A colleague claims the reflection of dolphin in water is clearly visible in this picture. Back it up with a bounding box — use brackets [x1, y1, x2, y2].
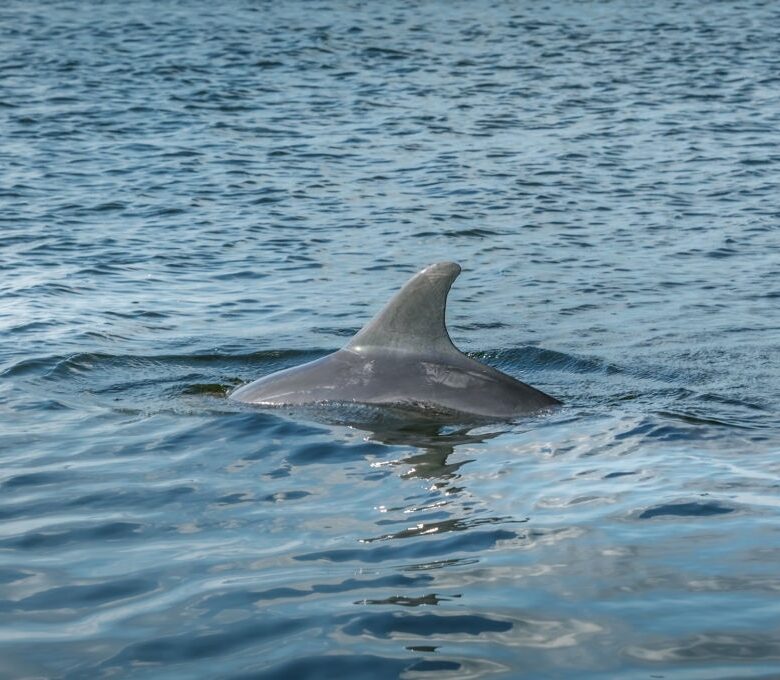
[230, 262, 561, 419]
[369, 422, 504, 479]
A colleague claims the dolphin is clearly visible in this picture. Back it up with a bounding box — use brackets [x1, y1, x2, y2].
[230, 262, 561, 419]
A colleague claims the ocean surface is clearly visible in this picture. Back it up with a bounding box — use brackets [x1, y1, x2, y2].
[2, 1, 779, 678]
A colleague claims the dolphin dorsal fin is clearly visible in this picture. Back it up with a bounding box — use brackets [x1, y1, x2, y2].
[346, 261, 462, 356]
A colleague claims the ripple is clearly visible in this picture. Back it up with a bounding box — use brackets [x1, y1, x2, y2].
[2, 521, 143, 550]
[106, 616, 306, 665]
[231, 654, 422, 680]
[1, 577, 157, 612]
[295, 529, 518, 563]
[628, 632, 780, 662]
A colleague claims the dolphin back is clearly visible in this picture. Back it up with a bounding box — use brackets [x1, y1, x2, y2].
[231, 261, 561, 419]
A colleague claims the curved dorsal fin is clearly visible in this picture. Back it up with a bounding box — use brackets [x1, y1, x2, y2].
[346, 261, 462, 356]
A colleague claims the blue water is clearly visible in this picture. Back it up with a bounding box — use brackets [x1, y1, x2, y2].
[2, 1, 780, 677]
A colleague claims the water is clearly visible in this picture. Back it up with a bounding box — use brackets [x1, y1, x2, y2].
[2, 0, 779, 677]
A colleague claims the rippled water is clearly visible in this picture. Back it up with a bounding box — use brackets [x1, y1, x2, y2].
[2, 1, 780, 678]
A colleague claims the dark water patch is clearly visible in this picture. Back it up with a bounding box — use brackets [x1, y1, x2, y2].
[12, 350, 325, 390]
[455, 321, 508, 331]
[0, 356, 62, 378]
[181, 383, 233, 396]
[2, 521, 143, 550]
[0, 577, 156, 612]
[2, 471, 68, 489]
[404, 659, 461, 672]
[656, 409, 756, 430]
[696, 392, 769, 412]
[362, 515, 518, 542]
[638, 502, 735, 520]
[105, 310, 171, 320]
[477, 346, 619, 376]
[627, 632, 780, 662]
[67, 486, 197, 512]
[253, 59, 285, 68]
[362, 46, 414, 60]
[296, 529, 517, 563]
[0, 568, 31, 585]
[358, 593, 451, 607]
[232, 654, 418, 680]
[9, 282, 86, 297]
[412, 227, 508, 239]
[613, 415, 740, 444]
[6, 320, 59, 334]
[311, 326, 356, 337]
[106, 616, 306, 665]
[196, 574, 434, 610]
[340, 611, 513, 637]
[285, 439, 387, 466]
[603, 471, 637, 479]
[90, 201, 127, 213]
[284, 401, 502, 433]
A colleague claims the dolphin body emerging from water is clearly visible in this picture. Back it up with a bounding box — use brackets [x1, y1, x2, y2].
[230, 262, 561, 419]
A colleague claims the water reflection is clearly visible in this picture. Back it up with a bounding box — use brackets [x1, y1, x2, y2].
[366, 421, 505, 480]
[284, 401, 510, 480]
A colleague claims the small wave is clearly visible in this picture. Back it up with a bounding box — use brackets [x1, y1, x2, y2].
[2, 471, 69, 489]
[0, 356, 56, 378]
[0, 577, 157, 613]
[181, 383, 234, 396]
[2, 349, 323, 380]
[2, 521, 143, 550]
[362, 46, 414, 60]
[656, 409, 757, 430]
[475, 346, 617, 375]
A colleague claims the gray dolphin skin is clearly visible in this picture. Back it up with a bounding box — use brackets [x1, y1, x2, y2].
[230, 262, 561, 419]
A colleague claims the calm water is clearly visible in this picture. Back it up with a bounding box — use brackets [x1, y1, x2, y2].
[2, 1, 779, 678]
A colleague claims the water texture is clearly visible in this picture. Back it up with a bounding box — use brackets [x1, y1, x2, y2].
[1, 0, 779, 678]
